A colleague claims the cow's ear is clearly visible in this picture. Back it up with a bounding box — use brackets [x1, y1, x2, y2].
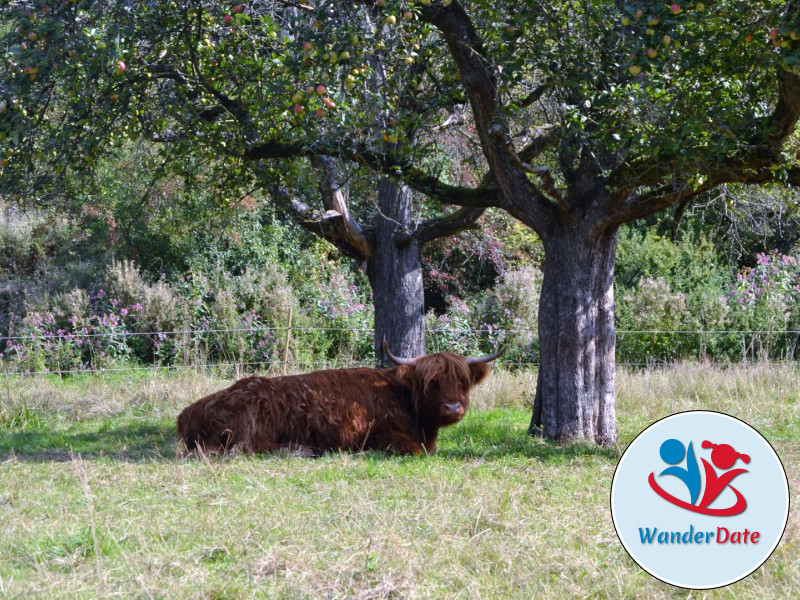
[469, 363, 490, 386]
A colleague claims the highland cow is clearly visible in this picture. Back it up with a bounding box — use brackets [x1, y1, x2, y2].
[177, 341, 502, 456]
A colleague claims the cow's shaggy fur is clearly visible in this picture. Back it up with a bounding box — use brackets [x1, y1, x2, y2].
[177, 351, 493, 456]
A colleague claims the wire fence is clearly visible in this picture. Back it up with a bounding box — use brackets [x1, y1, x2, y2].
[1, 325, 799, 378]
[1, 326, 799, 341]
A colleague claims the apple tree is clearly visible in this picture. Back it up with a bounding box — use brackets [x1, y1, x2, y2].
[0, 0, 484, 361]
[4, 0, 800, 444]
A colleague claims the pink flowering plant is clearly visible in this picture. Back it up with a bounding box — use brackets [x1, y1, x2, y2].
[0, 258, 377, 373]
[310, 273, 373, 359]
[727, 251, 800, 359]
[425, 296, 477, 356]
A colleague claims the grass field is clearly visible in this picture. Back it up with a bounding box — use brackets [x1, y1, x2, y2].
[0, 364, 798, 599]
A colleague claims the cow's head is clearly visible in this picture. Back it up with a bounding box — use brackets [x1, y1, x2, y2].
[383, 341, 503, 426]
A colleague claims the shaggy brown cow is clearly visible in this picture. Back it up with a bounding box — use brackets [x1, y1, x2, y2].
[177, 341, 502, 456]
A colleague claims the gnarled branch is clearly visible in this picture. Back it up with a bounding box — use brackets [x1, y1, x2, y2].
[245, 139, 500, 208]
[414, 206, 486, 243]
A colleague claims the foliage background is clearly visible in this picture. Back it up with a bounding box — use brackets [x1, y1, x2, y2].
[1, 167, 799, 375]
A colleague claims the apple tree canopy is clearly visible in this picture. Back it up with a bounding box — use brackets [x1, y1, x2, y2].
[1, 1, 799, 203]
[3, 0, 800, 444]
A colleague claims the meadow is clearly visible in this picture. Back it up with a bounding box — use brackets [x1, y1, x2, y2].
[0, 363, 797, 599]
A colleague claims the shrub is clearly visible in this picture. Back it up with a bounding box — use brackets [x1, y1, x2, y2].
[617, 277, 694, 364]
[615, 228, 735, 362]
[307, 271, 374, 361]
[471, 265, 541, 363]
[726, 251, 800, 359]
[426, 296, 476, 356]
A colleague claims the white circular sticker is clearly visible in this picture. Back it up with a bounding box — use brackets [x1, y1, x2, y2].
[610, 411, 790, 589]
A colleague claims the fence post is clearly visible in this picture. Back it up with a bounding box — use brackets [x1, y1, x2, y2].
[283, 308, 293, 375]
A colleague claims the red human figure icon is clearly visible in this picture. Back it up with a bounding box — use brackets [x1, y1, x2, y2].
[698, 441, 750, 511]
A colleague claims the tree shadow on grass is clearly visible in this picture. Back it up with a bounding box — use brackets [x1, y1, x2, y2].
[0, 410, 620, 464]
[435, 412, 622, 463]
[0, 420, 179, 462]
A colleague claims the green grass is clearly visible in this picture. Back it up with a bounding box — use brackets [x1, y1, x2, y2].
[0, 364, 798, 599]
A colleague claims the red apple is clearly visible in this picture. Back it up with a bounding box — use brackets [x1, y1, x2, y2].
[114, 60, 126, 74]
[223, 14, 232, 24]
[293, 104, 305, 115]
[233, 4, 244, 13]
[316, 108, 326, 118]
[316, 84, 327, 95]
[670, 4, 681, 15]
[646, 48, 657, 58]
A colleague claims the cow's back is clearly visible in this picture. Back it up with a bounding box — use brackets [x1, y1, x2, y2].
[177, 368, 414, 453]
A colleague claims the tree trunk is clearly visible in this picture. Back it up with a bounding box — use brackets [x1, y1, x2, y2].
[529, 222, 618, 445]
[367, 178, 427, 362]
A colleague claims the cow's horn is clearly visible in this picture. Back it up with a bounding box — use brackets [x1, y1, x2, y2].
[383, 339, 416, 366]
[466, 347, 505, 364]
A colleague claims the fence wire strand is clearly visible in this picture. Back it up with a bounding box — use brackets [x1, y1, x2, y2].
[1, 327, 799, 342]
[1, 326, 799, 378]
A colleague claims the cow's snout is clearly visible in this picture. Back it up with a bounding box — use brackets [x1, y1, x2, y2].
[441, 402, 465, 418]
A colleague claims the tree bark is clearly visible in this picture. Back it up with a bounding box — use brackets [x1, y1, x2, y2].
[367, 178, 427, 362]
[529, 222, 618, 445]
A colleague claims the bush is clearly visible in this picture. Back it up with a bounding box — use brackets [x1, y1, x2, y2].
[0, 254, 376, 374]
[617, 277, 693, 363]
[615, 228, 733, 362]
[471, 265, 541, 363]
[426, 296, 477, 356]
[726, 251, 800, 360]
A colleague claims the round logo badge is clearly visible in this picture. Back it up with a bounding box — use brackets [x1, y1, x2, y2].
[610, 411, 790, 589]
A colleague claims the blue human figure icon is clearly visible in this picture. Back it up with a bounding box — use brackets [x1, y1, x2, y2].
[658, 438, 701, 505]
